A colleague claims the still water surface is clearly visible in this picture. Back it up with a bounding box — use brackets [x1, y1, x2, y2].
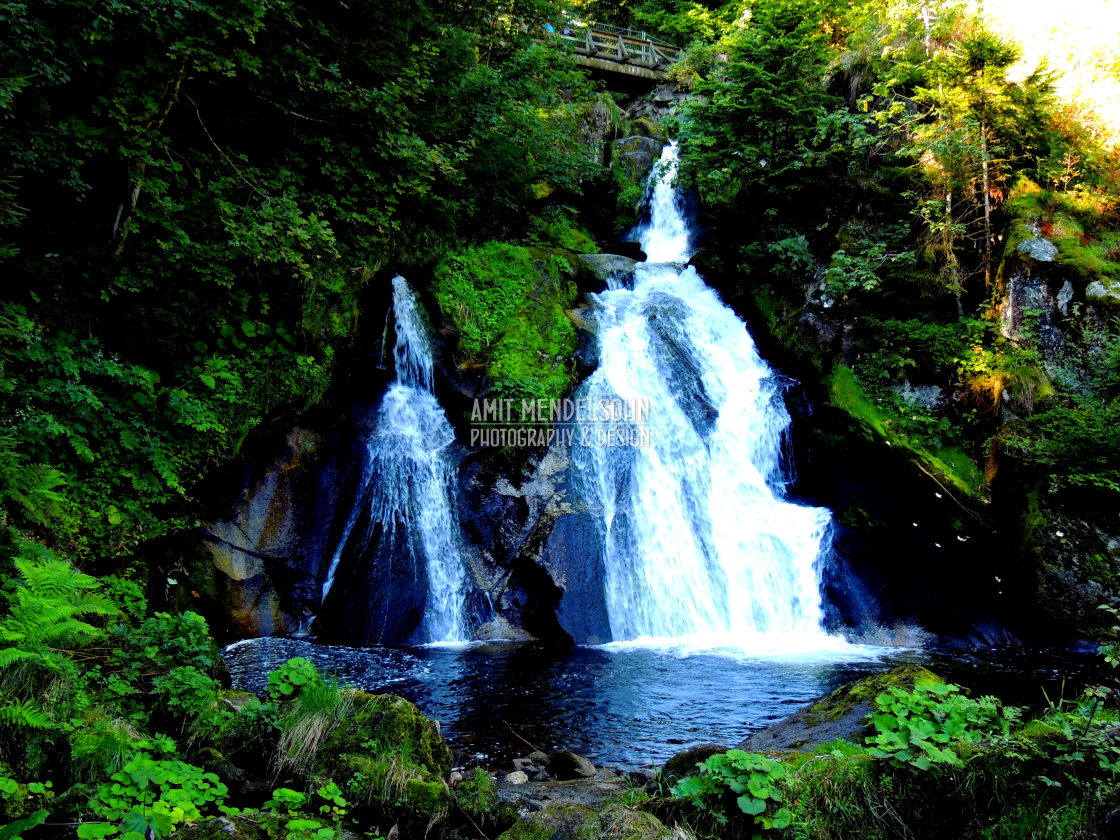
[224, 638, 1097, 768]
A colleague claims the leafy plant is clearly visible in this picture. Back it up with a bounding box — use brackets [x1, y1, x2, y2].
[671, 749, 792, 835]
[865, 682, 1019, 770]
[267, 658, 323, 699]
[84, 755, 228, 840]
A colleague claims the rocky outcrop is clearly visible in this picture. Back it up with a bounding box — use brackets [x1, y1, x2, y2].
[734, 665, 940, 753]
[203, 426, 342, 638]
[458, 443, 609, 644]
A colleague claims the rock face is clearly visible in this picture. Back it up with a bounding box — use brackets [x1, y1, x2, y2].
[994, 240, 1120, 632]
[734, 664, 941, 753]
[494, 776, 655, 840]
[203, 426, 344, 638]
[458, 442, 611, 644]
[612, 136, 665, 182]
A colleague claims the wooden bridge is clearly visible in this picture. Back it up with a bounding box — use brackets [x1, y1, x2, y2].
[555, 21, 682, 80]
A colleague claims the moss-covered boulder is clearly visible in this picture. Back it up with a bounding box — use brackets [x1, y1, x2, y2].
[736, 665, 941, 753]
[576, 803, 669, 840]
[313, 691, 452, 838]
[172, 816, 267, 840]
[497, 803, 597, 840]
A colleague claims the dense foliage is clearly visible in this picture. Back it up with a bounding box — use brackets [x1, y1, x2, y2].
[0, 0, 600, 567]
[652, 0, 1120, 641]
[666, 678, 1120, 839]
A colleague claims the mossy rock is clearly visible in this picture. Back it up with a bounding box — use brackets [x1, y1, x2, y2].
[576, 803, 668, 840]
[314, 692, 452, 838]
[497, 804, 597, 840]
[171, 816, 267, 840]
[736, 665, 941, 753]
[320, 691, 451, 776]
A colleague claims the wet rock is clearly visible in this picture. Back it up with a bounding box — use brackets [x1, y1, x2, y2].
[612, 135, 665, 182]
[550, 750, 597, 780]
[528, 751, 552, 767]
[505, 771, 530, 785]
[578, 254, 637, 286]
[736, 664, 941, 752]
[625, 768, 658, 786]
[662, 744, 728, 782]
[204, 428, 327, 637]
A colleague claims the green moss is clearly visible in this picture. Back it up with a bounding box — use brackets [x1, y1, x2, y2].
[1006, 178, 1120, 280]
[1082, 553, 1117, 587]
[433, 242, 538, 356]
[433, 243, 582, 407]
[806, 665, 941, 726]
[404, 778, 447, 819]
[498, 805, 597, 840]
[828, 367, 986, 498]
[496, 821, 554, 840]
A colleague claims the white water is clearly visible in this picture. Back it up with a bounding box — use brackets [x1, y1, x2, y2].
[320, 276, 467, 643]
[573, 143, 843, 654]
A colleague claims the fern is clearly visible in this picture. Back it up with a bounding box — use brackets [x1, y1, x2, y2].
[0, 700, 51, 730]
[1, 555, 120, 651]
[0, 649, 40, 669]
[0, 434, 68, 526]
[0, 545, 122, 738]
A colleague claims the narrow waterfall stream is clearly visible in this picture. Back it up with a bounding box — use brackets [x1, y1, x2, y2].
[573, 143, 841, 651]
[319, 276, 467, 643]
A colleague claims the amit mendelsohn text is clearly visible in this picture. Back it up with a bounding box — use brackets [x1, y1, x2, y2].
[469, 397, 652, 448]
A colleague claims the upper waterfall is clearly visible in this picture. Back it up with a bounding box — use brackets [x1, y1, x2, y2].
[636, 143, 691, 263]
[573, 142, 843, 653]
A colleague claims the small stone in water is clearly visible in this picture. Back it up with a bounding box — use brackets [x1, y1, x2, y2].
[503, 771, 530, 784]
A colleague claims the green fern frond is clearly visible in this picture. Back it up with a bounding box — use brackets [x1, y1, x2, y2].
[0, 700, 52, 730]
[0, 648, 41, 670]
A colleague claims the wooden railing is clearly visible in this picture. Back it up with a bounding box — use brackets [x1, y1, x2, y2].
[555, 21, 682, 74]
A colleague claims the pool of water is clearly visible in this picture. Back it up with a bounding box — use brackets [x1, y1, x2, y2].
[223, 637, 1101, 769]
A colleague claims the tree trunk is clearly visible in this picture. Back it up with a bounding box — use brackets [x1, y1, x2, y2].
[980, 124, 991, 286]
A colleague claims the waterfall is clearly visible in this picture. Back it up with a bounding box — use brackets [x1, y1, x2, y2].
[320, 276, 467, 643]
[573, 143, 839, 652]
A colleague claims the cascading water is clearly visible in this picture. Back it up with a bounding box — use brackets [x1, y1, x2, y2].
[320, 276, 467, 643]
[573, 143, 842, 652]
